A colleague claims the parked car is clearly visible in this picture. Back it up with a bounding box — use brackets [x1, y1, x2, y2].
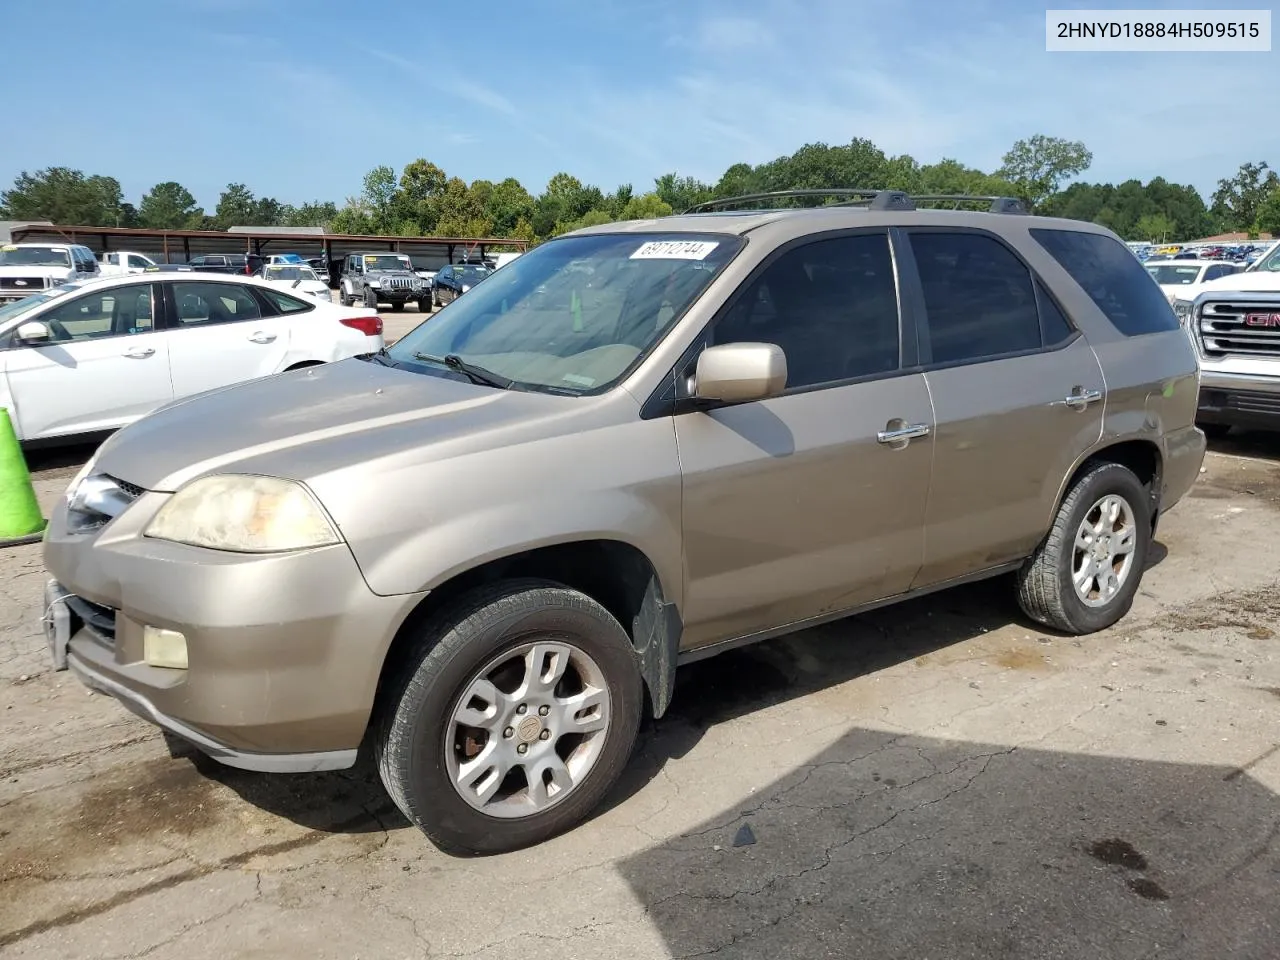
[186, 253, 264, 276]
[256, 263, 332, 302]
[432, 262, 491, 306]
[1170, 241, 1280, 325]
[0, 272, 382, 444]
[306, 257, 335, 286]
[266, 253, 305, 265]
[338, 251, 430, 312]
[1144, 259, 1243, 304]
[41, 191, 1205, 855]
[99, 251, 159, 277]
[1187, 287, 1280, 438]
[0, 243, 99, 303]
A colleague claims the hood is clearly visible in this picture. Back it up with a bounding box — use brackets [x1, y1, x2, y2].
[91, 358, 578, 493]
[1185, 272, 1280, 297]
[0, 265, 72, 279]
[370, 269, 417, 277]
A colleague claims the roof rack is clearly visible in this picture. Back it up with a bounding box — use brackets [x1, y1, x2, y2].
[682, 190, 1026, 216]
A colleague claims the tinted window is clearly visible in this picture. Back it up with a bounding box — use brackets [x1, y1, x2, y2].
[127, 255, 150, 269]
[38, 283, 154, 342]
[1035, 282, 1075, 346]
[710, 233, 900, 388]
[1031, 228, 1179, 336]
[910, 232, 1041, 364]
[260, 288, 316, 314]
[171, 282, 263, 326]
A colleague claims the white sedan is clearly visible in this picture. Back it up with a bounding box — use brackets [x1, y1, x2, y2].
[256, 263, 333, 302]
[0, 272, 384, 444]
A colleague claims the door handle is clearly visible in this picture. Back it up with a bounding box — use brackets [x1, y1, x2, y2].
[123, 347, 155, 359]
[877, 422, 931, 444]
[247, 332, 277, 344]
[1051, 387, 1103, 410]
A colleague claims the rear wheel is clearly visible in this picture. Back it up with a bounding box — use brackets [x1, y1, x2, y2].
[376, 581, 643, 854]
[1016, 461, 1150, 635]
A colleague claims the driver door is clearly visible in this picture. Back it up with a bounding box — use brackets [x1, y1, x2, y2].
[2, 282, 173, 441]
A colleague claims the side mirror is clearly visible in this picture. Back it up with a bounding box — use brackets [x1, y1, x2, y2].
[16, 321, 52, 344]
[693, 342, 787, 404]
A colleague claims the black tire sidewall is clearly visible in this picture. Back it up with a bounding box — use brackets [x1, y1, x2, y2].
[388, 590, 643, 854]
[1055, 465, 1150, 632]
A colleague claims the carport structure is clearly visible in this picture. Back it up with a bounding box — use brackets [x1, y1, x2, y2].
[6, 223, 527, 271]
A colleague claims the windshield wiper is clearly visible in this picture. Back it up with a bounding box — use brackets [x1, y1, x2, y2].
[413, 352, 512, 389]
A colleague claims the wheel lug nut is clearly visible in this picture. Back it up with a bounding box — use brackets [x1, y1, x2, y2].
[516, 704, 527, 715]
[538, 705, 549, 717]
[503, 727, 514, 739]
[539, 730, 551, 741]
[517, 743, 528, 754]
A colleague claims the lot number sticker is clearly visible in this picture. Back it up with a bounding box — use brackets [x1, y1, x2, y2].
[630, 240, 719, 260]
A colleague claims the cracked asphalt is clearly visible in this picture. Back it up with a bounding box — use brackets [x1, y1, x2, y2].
[2, 435, 1278, 959]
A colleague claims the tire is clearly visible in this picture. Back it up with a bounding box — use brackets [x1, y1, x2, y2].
[340, 285, 354, 307]
[364, 287, 378, 309]
[418, 297, 432, 313]
[391, 301, 405, 312]
[375, 580, 643, 855]
[433, 291, 442, 308]
[1198, 422, 1231, 440]
[1016, 461, 1151, 635]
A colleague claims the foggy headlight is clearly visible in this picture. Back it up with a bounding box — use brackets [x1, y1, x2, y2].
[1172, 299, 1193, 326]
[145, 475, 340, 552]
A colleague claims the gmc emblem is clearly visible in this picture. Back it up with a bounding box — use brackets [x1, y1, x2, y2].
[1244, 312, 1280, 327]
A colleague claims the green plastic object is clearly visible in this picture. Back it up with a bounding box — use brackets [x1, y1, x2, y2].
[0, 408, 45, 546]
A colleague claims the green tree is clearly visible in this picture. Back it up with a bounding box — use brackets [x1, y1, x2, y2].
[138, 181, 203, 229]
[214, 183, 258, 227]
[654, 173, 712, 212]
[397, 159, 449, 232]
[0, 167, 127, 225]
[280, 201, 338, 228]
[1134, 212, 1176, 242]
[483, 177, 536, 235]
[997, 135, 1093, 212]
[1212, 161, 1279, 233]
[360, 165, 399, 233]
[330, 197, 374, 235]
[1255, 186, 1280, 236]
[619, 192, 674, 221]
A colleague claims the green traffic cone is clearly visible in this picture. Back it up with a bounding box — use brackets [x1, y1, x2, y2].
[0, 408, 45, 547]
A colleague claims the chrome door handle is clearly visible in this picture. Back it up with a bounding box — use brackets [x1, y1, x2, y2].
[1051, 387, 1103, 410]
[877, 423, 931, 444]
[247, 332, 277, 343]
[123, 347, 155, 359]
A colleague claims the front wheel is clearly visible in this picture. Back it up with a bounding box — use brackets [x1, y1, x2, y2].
[417, 297, 432, 313]
[391, 301, 405, 312]
[1016, 461, 1151, 635]
[364, 287, 378, 309]
[375, 581, 644, 854]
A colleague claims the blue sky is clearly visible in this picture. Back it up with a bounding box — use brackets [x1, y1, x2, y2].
[3, 0, 1275, 208]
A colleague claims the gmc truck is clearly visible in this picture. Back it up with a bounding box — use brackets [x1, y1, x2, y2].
[1190, 289, 1280, 437]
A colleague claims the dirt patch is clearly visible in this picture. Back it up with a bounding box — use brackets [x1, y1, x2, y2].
[994, 648, 1052, 671]
[1162, 587, 1280, 638]
[1192, 456, 1280, 506]
[1087, 838, 1148, 871]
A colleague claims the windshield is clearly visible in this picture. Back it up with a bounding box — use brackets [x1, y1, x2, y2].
[387, 232, 742, 394]
[1249, 243, 1280, 272]
[0, 246, 72, 268]
[264, 266, 319, 281]
[1145, 264, 1206, 285]
[455, 264, 490, 283]
[366, 255, 413, 272]
[0, 284, 80, 326]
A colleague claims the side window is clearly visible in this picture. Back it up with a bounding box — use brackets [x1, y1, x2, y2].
[1031, 228, 1179, 336]
[104, 253, 118, 267]
[709, 233, 900, 389]
[127, 255, 150, 269]
[170, 282, 264, 327]
[909, 232, 1042, 364]
[259, 288, 316, 315]
[37, 283, 155, 342]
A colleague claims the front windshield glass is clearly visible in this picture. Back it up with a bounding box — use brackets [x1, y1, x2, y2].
[1145, 264, 1205, 285]
[387, 232, 742, 394]
[366, 255, 413, 272]
[1249, 243, 1280, 272]
[265, 266, 319, 281]
[455, 264, 490, 284]
[0, 285, 76, 326]
[0, 246, 72, 267]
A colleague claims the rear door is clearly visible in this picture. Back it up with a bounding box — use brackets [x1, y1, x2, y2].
[2, 282, 172, 440]
[899, 228, 1105, 587]
[162, 280, 292, 397]
[674, 230, 935, 648]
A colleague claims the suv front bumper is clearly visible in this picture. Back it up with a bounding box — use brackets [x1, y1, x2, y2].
[1197, 369, 1280, 430]
[42, 488, 426, 772]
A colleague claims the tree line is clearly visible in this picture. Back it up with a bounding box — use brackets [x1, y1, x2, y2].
[2, 135, 1277, 244]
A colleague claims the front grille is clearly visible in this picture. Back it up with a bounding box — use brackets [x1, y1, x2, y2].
[382, 276, 414, 290]
[1197, 299, 1280, 358]
[1203, 389, 1280, 416]
[0, 277, 46, 291]
[66, 594, 116, 649]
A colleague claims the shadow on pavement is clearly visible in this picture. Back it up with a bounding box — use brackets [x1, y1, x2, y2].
[1210, 429, 1280, 462]
[618, 726, 1280, 959]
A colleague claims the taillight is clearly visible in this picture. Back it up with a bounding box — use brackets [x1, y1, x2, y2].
[340, 315, 383, 337]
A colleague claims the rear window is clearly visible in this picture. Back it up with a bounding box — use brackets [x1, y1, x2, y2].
[1031, 229, 1178, 336]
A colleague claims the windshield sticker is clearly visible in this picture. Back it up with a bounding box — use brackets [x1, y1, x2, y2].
[630, 240, 719, 261]
[562, 373, 595, 387]
[1, 245, 16, 251]
[367, 256, 378, 262]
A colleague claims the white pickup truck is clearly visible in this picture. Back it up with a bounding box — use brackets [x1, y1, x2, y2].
[98, 251, 159, 277]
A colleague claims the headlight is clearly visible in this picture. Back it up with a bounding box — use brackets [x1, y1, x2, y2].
[145, 475, 341, 552]
[461, 284, 471, 293]
[1172, 299, 1193, 326]
[368, 278, 382, 288]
